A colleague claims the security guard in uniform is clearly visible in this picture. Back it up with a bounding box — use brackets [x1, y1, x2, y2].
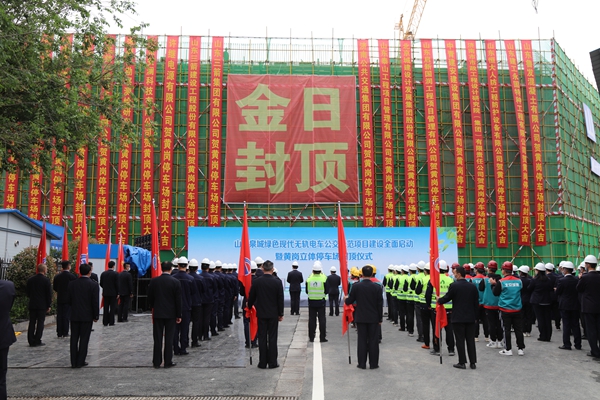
[415, 262, 431, 348]
[306, 261, 329, 342]
[383, 265, 395, 321]
[425, 260, 455, 356]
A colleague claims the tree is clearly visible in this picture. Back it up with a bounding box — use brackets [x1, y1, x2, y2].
[0, 0, 156, 176]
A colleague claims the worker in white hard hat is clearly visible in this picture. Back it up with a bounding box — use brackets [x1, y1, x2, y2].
[287, 261, 304, 316]
[577, 254, 600, 357]
[212, 260, 228, 332]
[530, 263, 554, 342]
[543, 262, 562, 330]
[555, 261, 582, 350]
[254, 257, 265, 277]
[197, 258, 216, 341]
[306, 261, 329, 342]
[326, 266, 341, 317]
[383, 264, 396, 322]
[171, 255, 197, 355]
[240, 261, 258, 349]
[188, 259, 206, 348]
[414, 262, 433, 349]
[517, 266, 533, 337]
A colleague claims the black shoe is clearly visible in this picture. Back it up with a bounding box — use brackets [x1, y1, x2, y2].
[357, 364, 366, 369]
[370, 365, 379, 369]
[235, 316, 241, 319]
[575, 346, 582, 350]
[269, 363, 280, 369]
[245, 344, 250, 348]
[329, 314, 333, 316]
[470, 363, 477, 370]
[37, 342, 46, 347]
[416, 337, 424, 342]
[320, 339, 328, 343]
[80, 362, 89, 367]
[191, 343, 201, 348]
[453, 363, 466, 369]
[309, 338, 315, 342]
[164, 362, 176, 368]
[251, 343, 258, 348]
[109, 324, 115, 326]
[558, 345, 571, 350]
[179, 351, 189, 355]
[211, 331, 219, 336]
[218, 328, 225, 332]
[257, 364, 267, 369]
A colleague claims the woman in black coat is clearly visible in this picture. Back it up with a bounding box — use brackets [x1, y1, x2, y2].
[528, 264, 555, 341]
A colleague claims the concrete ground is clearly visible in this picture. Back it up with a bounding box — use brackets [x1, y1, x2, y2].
[7, 308, 600, 400]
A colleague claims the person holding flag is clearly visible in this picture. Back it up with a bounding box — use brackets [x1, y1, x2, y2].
[425, 260, 455, 357]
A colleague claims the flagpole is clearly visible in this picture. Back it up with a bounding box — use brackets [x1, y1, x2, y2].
[439, 320, 443, 365]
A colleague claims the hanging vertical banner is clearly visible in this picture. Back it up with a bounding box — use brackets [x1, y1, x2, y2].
[401, 40, 418, 227]
[444, 40, 466, 247]
[505, 40, 531, 246]
[378, 39, 395, 227]
[159, 36, 178, 248]
[358, 39, 376, 227]
[3, 169, 19, 209]
[465, 40, 488, 247]
[207, 36, 224, 227]
[72, 148, 88, 238]
[96, 37, 116, 244]
[186, 36, 201, 237]
[49, 149, 66, 226]
[421, 40, 442, 227]
[116, 37, 135, 242]
[28, 166, 43, 220]
[485, 40, 508, 248]
[141, 37, 158, 235]
[522, 39, 546, 246]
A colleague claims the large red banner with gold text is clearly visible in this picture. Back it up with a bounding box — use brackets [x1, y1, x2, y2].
[505, 40, 531, 246]
[444, 40, 466, 247]
[207, 37, 224, 226]
[159, 36, 178, 249]
[522, 40, 546, 246]
[401, 41, 418, 227]
[224, 74, 359, 204]
[378, 40, 395, 227]
[421, 40, 442, 226]
[485, 40, 508, 248]
[73, 148, 87, 238]
[28, 166, 43, 220]
[358, 39, 376, 226]
[3, 170, 19, 209]
[186, 36, 201, 236]
[466, 40, 488, 247]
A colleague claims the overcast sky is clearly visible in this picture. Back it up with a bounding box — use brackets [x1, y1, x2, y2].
[115, 0, 599, 87]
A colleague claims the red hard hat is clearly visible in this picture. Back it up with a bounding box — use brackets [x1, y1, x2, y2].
[488, 260, 498, 271]
[502, 261, 513, 271]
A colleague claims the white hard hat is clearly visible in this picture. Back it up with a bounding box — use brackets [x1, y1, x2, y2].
[233, 263, 237, 269]
[388, 264, 395, 270]
[579, 262, 586, 270]
[250, 261, 257, 270]
[172, 258, 179, 265]
[534, 263, 546, 271]
[562, 261, 575, 270]
[178, 256, 189, 265]
[439, 260, 448, 271]
[215, 260, 222, 267]
[255, 256, 264, 264]
[401, 265, 410, 272]
[424, 262, 430, 271]
[273, 268, 278, 274]
[291, 261, 298, 267]
[209, 261, 216, 269]
[201, 258, 210, 265]
[189, 259, 199, 267]
[584, 255, 598, 264]
[545, 263, 555, 271]
[330, 266, 337, 272]
[417, 260, 426, 269]
[313, 261, 322, 272]
[409, 263, 417, 271]
[518, 265, 530, 274]
[558, 261, 565, 267]
[512, 265, 518, 272]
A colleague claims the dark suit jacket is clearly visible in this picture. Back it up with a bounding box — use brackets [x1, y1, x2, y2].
[438, 279, 479, 323]
[287, 269, 304, 292]
[26, 273, 52, 310]
[248, 274, 284, 319]
[148, 273, 182, 319]
[577, 271, 600, 313]
[345, 278, 383, 324]
[100, 269, 119, 297]
[68, 276, 100, 322]
[90, 272, 99, 284]
[326, 274, 341, 296]
[172, 270, 197, 311]
[118, 270, 133, 296]
[556, 274, 580, 311]
[53, 270, 77, 304]
[529, 277, 554, 305]
[0, 280, 17, 349]
[520, 275, 533, 305]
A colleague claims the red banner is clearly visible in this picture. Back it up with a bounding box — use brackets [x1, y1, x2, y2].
[185, 36, 201, 237]
[466, 40, 488, 247]
[378, 40, 395, 227]
[159, 36, 178, 248]
[207, 36, 224, 227]
[401, 41, 418, 227]
[358, 39, 376, 226]
[3, 170, 19, 209]
[421, 40, 442, 227]
[141, 37, 158, 235]
[485, 40, 508, 248]
[505, 40, 531, 245]
[116, 37, 135, 242]
[49, 149, 66, 226]
[73, 148, 87, 238]
[28, 166, 43, 220]
[445, 40, 466, 247]
[522, 40, 546, 246]
[224, 74, 359, 204]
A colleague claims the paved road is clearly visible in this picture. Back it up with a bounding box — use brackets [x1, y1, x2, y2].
[7, 309, 600, 399]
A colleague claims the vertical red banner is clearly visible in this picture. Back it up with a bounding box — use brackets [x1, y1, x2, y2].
[72, 148, 88, 239]
[28, 166, 43, 220]
[522, 40, 546, 246]
[401, 41, 418, 227]
[96, 37, 116, 244]
[3, 170, 19, 209]
[116, 37, 135, 242]
[485, 40, 508, 248]
[207, 36, 224, 227]
[505, 40, 531, 246]
[378, 40, 395, 227]
[421, 40, 442, 227]
[444, 40, 466, 247]
[141, 37, 158, 235]
[49, 149, 66, 226]
[357, 39, 376, 227]
[186, 36, 201, 236]
[465, 40, 488, 247]
[159, 36, 178, 248]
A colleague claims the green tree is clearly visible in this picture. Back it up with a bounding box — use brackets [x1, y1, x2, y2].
[0, 0, 156, 175]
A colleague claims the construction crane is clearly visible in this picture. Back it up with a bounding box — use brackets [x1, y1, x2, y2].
[395, 0, 428, 40]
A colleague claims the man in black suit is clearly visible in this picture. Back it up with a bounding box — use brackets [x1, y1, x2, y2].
[68, 263, 99, 368]
[556, 261, 582, 350]
[248, 260, 284, 369]
[437, 265, 479, 370]
[286, 261, 303, 315]
[171, 257, 196, 356]
[148, 261, 182, 368]
[0, 279, 17, 400]
[576, 254, 600, 357]
[117, 263, 133, 322]
[326, 266, 341, 316]
[345, 265, 383, 370]
[89, 262, 99, 283]
[53, 260, 76, 338]
[26, 264, 52, 346]
[100, 261, 119, 326]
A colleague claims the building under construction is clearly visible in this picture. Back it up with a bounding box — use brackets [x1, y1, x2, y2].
[2, 36, 599, 267]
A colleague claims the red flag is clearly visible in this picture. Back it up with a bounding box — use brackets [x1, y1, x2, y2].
[36, 220, 47, 266]
[61, 222, 69, 261]
[429, 208, 447, 337]
[150, 198, 160, 278]
[117, 235, 125, 273]
[338, 204, 353, 335]
[104, 230, 112, 271]
[237, 205, 257, 340]
[75, 202, 88, 275]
